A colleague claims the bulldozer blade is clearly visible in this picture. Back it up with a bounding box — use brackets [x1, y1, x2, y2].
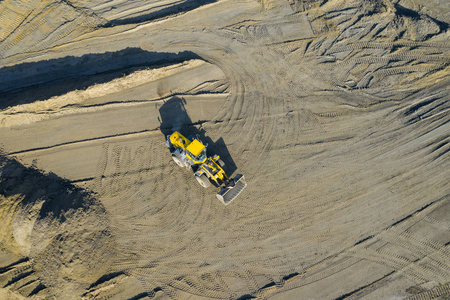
[216, 174, 247, 205]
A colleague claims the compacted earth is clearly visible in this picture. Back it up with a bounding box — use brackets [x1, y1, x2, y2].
[0, 0, 449, 299]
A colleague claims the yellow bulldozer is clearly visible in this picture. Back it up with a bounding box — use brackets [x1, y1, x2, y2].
[166, 131, 246, 205]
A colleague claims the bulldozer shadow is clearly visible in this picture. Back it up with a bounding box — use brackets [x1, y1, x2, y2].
[158, 96, 237, 176]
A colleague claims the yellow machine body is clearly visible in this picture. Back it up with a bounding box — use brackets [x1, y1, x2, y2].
[186, 140, 205, 159]
[170, 131, 208, 164]
[199, 157, 228, 185]
[167, 131, 247, 205]
[169, 131, 191, 149]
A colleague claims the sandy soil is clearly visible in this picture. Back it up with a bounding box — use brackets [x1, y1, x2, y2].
[0, 0, 449, 299]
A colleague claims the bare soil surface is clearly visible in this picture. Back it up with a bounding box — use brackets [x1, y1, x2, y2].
[0, 0, 449, 299]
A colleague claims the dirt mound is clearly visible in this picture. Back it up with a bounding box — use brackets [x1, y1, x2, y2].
[0, 155, 116, 298]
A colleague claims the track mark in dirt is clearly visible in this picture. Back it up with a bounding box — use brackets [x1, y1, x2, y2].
[334, 271, 396, 300]
[0, 0, 449, 298]
[0, 1, 105, 59]
[405, 282, 450, 300]
[8, 129, 155, 156]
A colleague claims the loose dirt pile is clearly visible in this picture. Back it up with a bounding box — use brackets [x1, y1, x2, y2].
[0, 0, 449, 299]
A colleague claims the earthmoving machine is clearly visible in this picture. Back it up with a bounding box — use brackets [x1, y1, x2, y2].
[166, 131, 247, 205]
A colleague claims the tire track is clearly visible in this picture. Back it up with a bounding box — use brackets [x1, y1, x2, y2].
[405, 282, 450, 300]
[0, 1, 104, 59]
[2, 1, 448, 298]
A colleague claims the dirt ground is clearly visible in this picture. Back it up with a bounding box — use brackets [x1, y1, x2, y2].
[0, 0, 449, 299]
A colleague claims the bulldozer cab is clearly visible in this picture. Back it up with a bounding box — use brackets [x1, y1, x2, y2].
[169, 132, 207, 165]
[185, 139, 207, 164]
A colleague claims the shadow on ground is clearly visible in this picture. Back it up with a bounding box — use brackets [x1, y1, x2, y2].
[0, 48, 201, 109]
[158, 96, 237, 175]
[103, 0, 218, 27]
[0, 153, 100, 229]
[0, 152, 117, 295]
